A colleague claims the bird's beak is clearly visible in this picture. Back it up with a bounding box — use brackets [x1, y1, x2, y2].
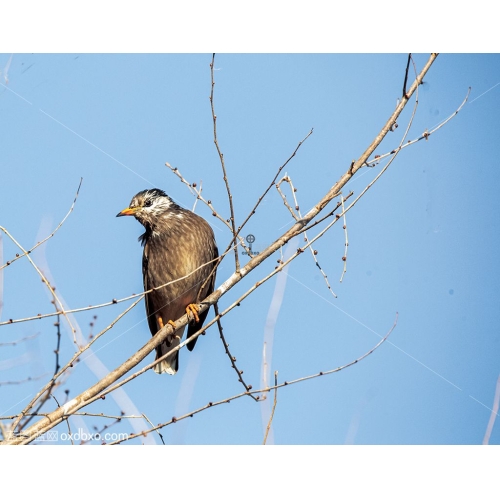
[116, 207, 139, 217]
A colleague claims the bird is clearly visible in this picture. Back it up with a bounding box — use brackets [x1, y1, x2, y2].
[117, 188, 218, 375]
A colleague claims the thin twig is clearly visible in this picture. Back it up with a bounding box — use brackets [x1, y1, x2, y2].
[209, 53, 240, 271]
[192, 180, 201, 212]
[402, 53, 412, 98]
[0, 333, 40, 346]
[0, 412, 145, 420]
[339, 195, 348, 282]
[52, 395, 73, 445]
[0, 373, 47, 387]
[167, 164, 198, 196]
[263, 371, 278, 445]
[276, 174, 339, 298]
[142, 412, 165, 445]
[214, 302, 257, 400]
[53, 313, 61, 374]
[276, 175, 300, 220]
[0, 178, 83, 271]
[83, 415, 124, 445]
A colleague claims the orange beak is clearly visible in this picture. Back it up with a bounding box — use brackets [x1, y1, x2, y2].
[116, 207, 139, 217]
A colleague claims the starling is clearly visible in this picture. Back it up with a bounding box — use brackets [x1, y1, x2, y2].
[117, 188, 218, 374]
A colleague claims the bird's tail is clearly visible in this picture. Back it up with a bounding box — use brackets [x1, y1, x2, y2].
[154, 336, 181, 375]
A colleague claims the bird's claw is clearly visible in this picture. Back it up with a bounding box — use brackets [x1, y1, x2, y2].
[186, 303, 200, 323]
[157, 317, 177, 331]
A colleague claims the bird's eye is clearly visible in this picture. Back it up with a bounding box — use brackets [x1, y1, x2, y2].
[144, 199, 153, 208]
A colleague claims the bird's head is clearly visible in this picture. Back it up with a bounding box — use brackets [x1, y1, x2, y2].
[116, 189, 178, 229]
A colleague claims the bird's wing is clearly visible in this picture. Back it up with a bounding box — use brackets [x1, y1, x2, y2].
[144, 239, 184, 375]
[186, 242, 218, 351]
[142, 241, 160, 336]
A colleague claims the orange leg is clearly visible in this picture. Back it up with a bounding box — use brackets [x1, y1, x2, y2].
[157, 316, 176, 330]
[186, 303, 200, 323]
[157, 316, 180, 342]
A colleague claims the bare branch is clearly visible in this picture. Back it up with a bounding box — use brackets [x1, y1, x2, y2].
[402, 53, 412, 98]
[276, 175, 300, 220]
[214, 302, 257, 400]
[142, 412, 166, 445]
[263, 371, 278, 445]
[210, 53, 240, 271]
[339, 195, 348, 283]
[276, 174, 339, 297]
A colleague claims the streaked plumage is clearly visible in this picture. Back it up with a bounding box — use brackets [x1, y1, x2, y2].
[117, 188, 218, 375]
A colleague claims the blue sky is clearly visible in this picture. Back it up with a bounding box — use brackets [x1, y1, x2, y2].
[1, 53, 499, 447]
